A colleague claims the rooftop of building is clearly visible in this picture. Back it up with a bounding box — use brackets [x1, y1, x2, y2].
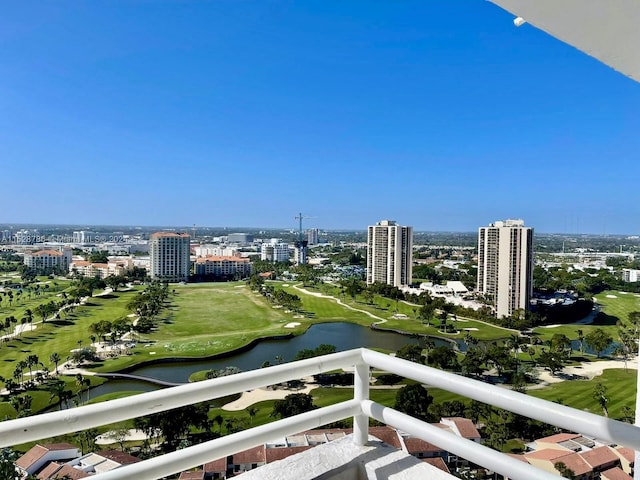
[195, 255, 250, 263]
[150, 232, 190, 239]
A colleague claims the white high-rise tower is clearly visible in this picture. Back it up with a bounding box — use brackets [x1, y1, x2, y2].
[366, 220, 413, 287]
[149, 232, 191, 282]
[477, 219, 533, 318]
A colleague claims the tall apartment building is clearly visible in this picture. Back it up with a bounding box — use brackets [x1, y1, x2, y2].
[73, 231, 94, 243]
[366, 220, 413, 287]
[149, 232, 191, 282]
[294, 240, 308, 265]
[261, 240, 290, 263]
[477, 219, 533, 318]
[307, 228, 320, 245]
[622, 269, 640, 283]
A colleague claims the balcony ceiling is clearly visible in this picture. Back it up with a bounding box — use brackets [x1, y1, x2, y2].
[489, 0, 640, 83]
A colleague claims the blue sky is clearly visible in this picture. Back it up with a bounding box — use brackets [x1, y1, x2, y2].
[1, 1, 638, 234]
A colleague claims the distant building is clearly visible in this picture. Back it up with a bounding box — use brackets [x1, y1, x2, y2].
[24, 248, 72, 274]
[194, 245, 238, 257]
[73, 231, 94, 244]
[227, 233, 254, 244]
[149, 232, 191, 282]
[70, 258, 133, 278]
[261, 240, 290, 263]
[15, 229, 36, 245]
[366, 220, 413, 287]
[477, 219, 533, 318]
[307, 228, 320, 245]
[294, 240, 308, 265]
[194, 255, 253, 279]
[622, 269, 640, 283]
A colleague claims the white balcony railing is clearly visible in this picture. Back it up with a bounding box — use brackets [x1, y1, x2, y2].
[2, 348, 639, 480]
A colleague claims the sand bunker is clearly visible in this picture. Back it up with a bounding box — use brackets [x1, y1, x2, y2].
[462, 328, 479, 331]
[606, 294, 618, 298]
[284, 322, 301, 328]
[223, 383, 316, 411]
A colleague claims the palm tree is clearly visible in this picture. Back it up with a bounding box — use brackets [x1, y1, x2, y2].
[576, 329, 585, 354]
[423, 339, 435, 363]
[50, 352, 61, 375]
[47, 379, 67, 410]
[506, 334, 522, 360]
[213, 414, 224, 434]
[26, 354, 39, 383]
[246, 406, 258, 425]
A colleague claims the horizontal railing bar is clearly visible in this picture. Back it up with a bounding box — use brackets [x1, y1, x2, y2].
[361, 348, 640, 451]
[4, 348, 637, 480]
[0, 349, 364, 447]
[94, 399, 361, 479]
[361, 400, 558, 480]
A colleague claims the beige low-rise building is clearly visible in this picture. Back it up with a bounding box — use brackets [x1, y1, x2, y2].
[24, 248, 72, 274]
[194, 255, 252, 279]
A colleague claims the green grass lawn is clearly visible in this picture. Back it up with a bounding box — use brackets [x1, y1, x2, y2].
[0, 289, 140, 381]
[528, 368, 636, 420]
[593, 290, 640, 324]
[0, 280, 72, 323]
[533, 290, 640, 344]
[4, 281, 639, 423]
[283, 283, 512, 341]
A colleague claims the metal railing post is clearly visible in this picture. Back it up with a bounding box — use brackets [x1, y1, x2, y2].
[353, 356, 370, 446]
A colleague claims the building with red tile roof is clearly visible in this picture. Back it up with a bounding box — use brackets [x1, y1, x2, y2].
[178, 470, 205, 480]
[265, 445, 312, 463]
[421, 457, 450, 473]
[555, 452, 593, 477]
[24, 248, 72, 273]
[36, 462, 64, 479]
[601, 466, 633, 480]
[49, 464, 91, 479]
[403, 437, 445, 459]
[202, 423, 480, 477]
[194, 255, 252, 278]
[581, 446, 620, 472]
[368, 426, 403, 449]
[94, 450, 141, 465]
[15, 443, 81, 477]
[203, 457, 227, 479]
[230, 445, 265, 475]
[439, 417, 481, 442]
[613, 446, 635, 475]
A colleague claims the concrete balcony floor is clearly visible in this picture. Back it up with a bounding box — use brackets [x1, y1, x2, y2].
[240, 434, 455, 480]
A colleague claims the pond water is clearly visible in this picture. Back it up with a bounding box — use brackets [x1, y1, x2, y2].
[89, 322, 456, 398]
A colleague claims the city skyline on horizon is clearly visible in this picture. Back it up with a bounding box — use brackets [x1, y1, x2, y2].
[2, 2, 638, 234]
[1, 219, 638, 237]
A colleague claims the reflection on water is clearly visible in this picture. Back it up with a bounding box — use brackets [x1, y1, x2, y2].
[90, 322, 457, 397]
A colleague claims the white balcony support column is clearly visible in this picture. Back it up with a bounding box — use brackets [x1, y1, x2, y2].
[361, 400, 558, 480]
[95, 400, 361, 480]
[361, 348, 640, 451]
[0, 349, 362, 448]
[353, 360, 370, 445]
[635, 336, 640, 480]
